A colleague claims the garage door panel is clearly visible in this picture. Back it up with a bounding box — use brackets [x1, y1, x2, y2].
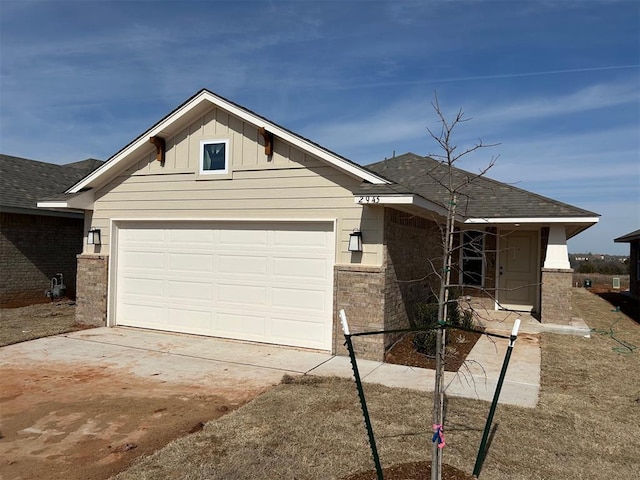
[271, 317, 325, 345]
[168, 252, 214, 273]
[122, 251, 165, 270]
[120, 303, 164, 326]
[167, 308, 212, 331]
[168, 229, 214, 245]
[122, 228, 166, 243]
[219, 228, 268, 246]
[272, 257, 329, 281]
[272, 287, 327, 312]
[217, 283, 266, 305]
[218, 255, 268, 276]
[167, 280, 213, 302]
[116, 221, 334, 350]
[121, 277, 164, 296]
[217, 312, 266, 337]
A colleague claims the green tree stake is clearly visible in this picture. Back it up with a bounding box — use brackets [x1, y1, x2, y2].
[473, 319, 520, 478]
[340, 310, 384, 480]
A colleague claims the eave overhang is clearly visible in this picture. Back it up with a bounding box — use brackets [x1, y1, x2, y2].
[352, 193, 599, 239]
[464, 216, 600, 224]
[614, 229, 640, 243]
[37, 189, 95, 211]
[465, 216, 599, 239]
[353, 193, 464, 222]
[67, 90, 389, 194]
[0, 205, 83, 218]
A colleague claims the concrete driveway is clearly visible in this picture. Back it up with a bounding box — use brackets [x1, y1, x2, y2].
[0, 325, 541, 479]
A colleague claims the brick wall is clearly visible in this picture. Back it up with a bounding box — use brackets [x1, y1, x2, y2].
[334, 265, 385, 360]
[541, 268, 573, 324]
[75, 254, 109, 326]
[383, 209, 443, 348]
[0, 212, 83, 307]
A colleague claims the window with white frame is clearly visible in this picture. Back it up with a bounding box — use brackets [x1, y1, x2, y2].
[461, 230, 484, 287]
[200, 139, 229, 175]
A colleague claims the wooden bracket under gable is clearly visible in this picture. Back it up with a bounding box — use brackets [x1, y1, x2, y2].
[149, 136, 166, 163]
[258, 127, 274, 156]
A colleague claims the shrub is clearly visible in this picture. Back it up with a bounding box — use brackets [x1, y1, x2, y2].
[412, 290, 476, 356]
[413, 300, 439, 354]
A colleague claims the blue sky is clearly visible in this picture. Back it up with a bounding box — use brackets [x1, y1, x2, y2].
[1, 0, 638, 254]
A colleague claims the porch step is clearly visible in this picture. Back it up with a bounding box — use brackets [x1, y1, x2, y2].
[474, 312, 591, 337]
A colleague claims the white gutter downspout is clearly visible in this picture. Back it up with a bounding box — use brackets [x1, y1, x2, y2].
[543, 225, 571, 269]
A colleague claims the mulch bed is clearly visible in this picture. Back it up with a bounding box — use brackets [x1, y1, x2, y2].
[384, 330, 483, 372]
[344, 460, 475, 480]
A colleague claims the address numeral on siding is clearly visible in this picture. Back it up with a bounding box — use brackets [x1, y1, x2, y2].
[358, 196, 380, 204]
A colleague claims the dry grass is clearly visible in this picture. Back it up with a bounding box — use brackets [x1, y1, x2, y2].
[572, 272, 630, 290]
[112, 289, 640, 480]
[0, 302, 85, 346]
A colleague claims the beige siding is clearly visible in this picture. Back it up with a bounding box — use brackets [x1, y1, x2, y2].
[88, 106, 383, 266]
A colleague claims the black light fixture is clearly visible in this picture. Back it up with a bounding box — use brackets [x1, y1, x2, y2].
[348, 229, 362, 252]
[87, 228, 101, 245]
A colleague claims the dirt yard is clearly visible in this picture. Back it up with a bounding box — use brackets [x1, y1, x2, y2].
[0, 304, 261, 480]
[0, 363, 242, 480]
[0, 301, 86, 346]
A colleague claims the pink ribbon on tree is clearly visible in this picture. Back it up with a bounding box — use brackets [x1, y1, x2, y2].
[432, 423, 446, 448]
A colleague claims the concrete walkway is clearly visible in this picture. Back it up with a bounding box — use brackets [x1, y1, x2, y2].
[1, 325, 542, 408]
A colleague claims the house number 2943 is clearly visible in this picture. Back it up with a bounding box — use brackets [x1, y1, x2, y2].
[358, 196, 380, 204]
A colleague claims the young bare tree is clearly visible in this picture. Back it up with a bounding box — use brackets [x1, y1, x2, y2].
[426, 95, 498, 480]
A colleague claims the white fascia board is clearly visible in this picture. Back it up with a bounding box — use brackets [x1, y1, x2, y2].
[354, 194, 463, 221]
[37, 190, 95, 210]
[465, 217, 600, 224]
[69, 91, 388, 193]
[353, 194, 415, 204]
[37, 201, 73, 208]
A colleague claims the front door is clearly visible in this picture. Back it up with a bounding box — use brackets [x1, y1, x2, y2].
[497, 230, 539, 312]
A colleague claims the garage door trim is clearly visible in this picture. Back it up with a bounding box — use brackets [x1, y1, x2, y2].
[108, 219, 336, 351]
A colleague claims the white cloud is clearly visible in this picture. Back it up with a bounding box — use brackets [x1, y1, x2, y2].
[471, 79, 639, 125]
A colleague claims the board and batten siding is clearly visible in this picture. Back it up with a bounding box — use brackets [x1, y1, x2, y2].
[85, 106, 383, 266]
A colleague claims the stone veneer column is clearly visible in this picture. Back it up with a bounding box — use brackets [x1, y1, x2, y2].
[75, 254, 109, 326]
[541, 268, 573, 325]
[334, 265, 386, 361]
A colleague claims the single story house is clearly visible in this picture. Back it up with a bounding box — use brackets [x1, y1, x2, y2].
[614, 229, 639, 299]
[0, 154, 103, 307]
[39, 90, 599, 360]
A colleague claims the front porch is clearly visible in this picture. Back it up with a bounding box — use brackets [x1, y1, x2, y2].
[462, 224, 579, 326]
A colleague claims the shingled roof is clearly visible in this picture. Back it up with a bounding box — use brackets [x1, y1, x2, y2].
[614, 229, 640, 243]
[0, 154, 103, 214]
[359, 152, 598, 219]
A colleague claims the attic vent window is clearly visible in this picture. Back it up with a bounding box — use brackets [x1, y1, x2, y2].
[200, 139, 229, 175]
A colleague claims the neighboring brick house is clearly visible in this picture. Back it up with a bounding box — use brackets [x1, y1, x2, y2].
[0, 154, 103, 307]
[40, 89, 599, 360]
[614, 229, 640, 299]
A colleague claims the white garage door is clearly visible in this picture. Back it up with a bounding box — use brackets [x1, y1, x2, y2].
[115, 221, 335, 350]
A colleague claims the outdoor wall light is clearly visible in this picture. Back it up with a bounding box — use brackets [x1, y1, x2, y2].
[87, 228, 101, 245]
[348, 229, 363, 253]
